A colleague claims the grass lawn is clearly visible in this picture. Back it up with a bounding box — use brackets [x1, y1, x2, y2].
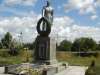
[0, 56, 23, 65]
[0, 49, 33, 65]
[0, 50, 100, 66]
[56, 51, 100, 66]
[0, 50, 100, 74]
[57, 51, 100, 75]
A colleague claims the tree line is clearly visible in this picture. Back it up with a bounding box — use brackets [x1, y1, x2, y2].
[0, 32, 100, 53]
[57, 37, 100, 52]
[0, 32, 35, 49]
[0, 32, 35, 56]
[57, 37, 100, 57]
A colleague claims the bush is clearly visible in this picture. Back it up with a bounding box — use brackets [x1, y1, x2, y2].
[8, 48, 19, 56]
[77, 52, 99, 57]
[85, 68, 96, 75]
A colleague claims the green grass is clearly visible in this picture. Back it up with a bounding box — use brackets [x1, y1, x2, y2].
[56, 51, 100, 66]
[0, 56, 23, 65]
[0, 50, 99, 66]
[0, 49, 33, 65]
[57, 51, 100, 75]
[0, 49, 100, 74]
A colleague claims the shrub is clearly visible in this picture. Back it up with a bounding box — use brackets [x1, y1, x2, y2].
[8, 48, 19, 56]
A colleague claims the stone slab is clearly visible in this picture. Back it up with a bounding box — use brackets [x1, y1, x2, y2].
[55, 66, 88, 75]
[0, 67, 5, 74]
[5, 62, 69, 75]
[0, 74, 12, 75]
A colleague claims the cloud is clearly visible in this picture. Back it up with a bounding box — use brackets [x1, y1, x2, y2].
[91, 15, 98, 20]
[0, 15, 100, 43]
[4, 0, 37, 6]
[0, 0, 37, 17]
[0, 13, 40, 42]
[0, 28, 5, 37]
[70, 25, 100, 42]
[52, 16, 74, 35]
[96, 0, 100, 6]
[64, 0, 99, 20]
[52, 16, 100, 42]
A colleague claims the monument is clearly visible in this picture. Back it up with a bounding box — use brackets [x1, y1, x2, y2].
[4, 1, 68, 75]
[35, 0, 57, 65]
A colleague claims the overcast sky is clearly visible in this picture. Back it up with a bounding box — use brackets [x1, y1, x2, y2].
[0, 0, 100, 42]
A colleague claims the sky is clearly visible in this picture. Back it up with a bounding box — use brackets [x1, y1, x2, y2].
[0, 0, 100, 43]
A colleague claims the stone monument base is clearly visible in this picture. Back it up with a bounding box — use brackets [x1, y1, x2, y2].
[35, 36, 57, 65]
[5, 62, 68, 75]
[35, 59, 58, 65]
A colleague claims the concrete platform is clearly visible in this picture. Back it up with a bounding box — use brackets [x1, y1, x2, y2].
[55, 66, 88, 75]
[0, 67, 12, 75]
[0, 74, 12, 75]
[0, 65, 88, 75]
[0, 67, 5, 74]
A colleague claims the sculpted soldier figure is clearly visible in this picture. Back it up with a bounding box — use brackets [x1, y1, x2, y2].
[42, 1, 53, 25]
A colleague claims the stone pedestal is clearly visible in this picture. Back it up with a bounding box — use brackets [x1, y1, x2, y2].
[35, 36, 57, 65]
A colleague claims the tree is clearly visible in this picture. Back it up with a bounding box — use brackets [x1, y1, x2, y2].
[82, 38, 97, 51]
[71, 37, 97, 52]
[57, 40, 72, 51]
[71, 39, 81, 52]
[1, 32, 12, 49]
[23, 41, 35, 50]
[71, 37, 97, 56]
[0, 42, 3, 49]
[96, 42, 100, 51]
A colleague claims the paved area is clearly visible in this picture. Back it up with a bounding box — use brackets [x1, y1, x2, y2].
[0, 74, 12, 75]
[55, 66, 88, 75]
[0, 66, 88, 75]
[0, 67, 5, 74]
[0, 67, 12, 75]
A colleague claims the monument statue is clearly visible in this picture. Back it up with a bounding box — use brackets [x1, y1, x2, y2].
[36, 1, 53, 36]
[35, 0, 57, 65]
[38, 0, 53, 32]
[42, 1, 53, 25]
